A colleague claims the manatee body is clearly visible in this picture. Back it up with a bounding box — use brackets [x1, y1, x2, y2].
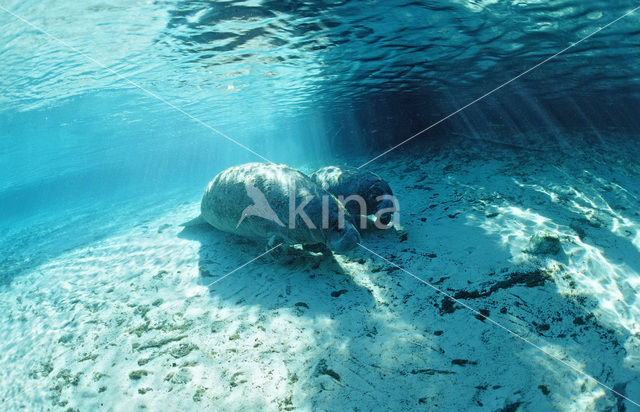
[199, 162, 360, 253]
[309, 166, 396, 226]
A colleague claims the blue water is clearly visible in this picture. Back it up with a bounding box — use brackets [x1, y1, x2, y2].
[2, 0, 640, 410]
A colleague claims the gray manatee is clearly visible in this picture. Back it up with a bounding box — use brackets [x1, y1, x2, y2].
[309, 166, 396, 226]
[194, 162, 360, 254]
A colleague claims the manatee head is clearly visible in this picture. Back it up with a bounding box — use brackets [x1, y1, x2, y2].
[376, 198, 395, 225]
[366, 180, 396, 226]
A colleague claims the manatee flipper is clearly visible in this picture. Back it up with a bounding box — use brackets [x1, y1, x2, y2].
[303, 243, 333, 256]
[265, 235, 287, 260]
[181, 214, 208, 227]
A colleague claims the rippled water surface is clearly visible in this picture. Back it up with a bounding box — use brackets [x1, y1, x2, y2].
[2, 0, 639, 114]
[2, 0, 638, 204]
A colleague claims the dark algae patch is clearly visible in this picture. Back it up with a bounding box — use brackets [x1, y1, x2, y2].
[533, 322, 550, 332]
[230, 372, 247, 387]
[475, 309, 490, 321]
[499, 401, 522, 412]
[314, 359, 340, 381]
[451, 359, 477, 366]
[410, 369, 455, 375]
[453, 270, 551, 300]
[440, 297, 456, 314]
[129, 370, 150, 380]
[134, 334, 187, 351]
[330, 289, 348, 297]
[169, 343, 198, 358]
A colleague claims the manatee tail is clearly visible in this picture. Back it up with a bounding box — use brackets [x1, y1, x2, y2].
[180, 214, 208, 227]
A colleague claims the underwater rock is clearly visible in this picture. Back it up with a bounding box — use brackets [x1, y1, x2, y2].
[526, 232, 562, 255]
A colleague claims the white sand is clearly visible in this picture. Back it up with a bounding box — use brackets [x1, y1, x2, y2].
[1, 132, 640, 411]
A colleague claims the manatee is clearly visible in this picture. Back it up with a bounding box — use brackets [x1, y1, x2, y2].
[309, 166, 396, 227]
[189, 162, 360, 254]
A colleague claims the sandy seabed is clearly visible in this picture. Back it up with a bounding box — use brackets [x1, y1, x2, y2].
[1, 132, 640, 411]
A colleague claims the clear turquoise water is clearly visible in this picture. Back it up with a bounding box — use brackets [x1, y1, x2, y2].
[1, 0, 640, 409]
[2, 0, 639, 229]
